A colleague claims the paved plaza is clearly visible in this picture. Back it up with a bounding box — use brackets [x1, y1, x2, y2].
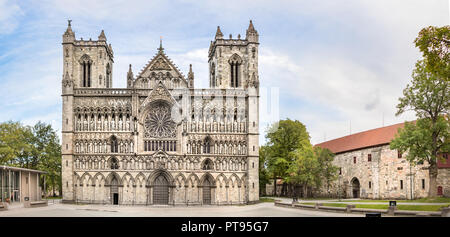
[0, 202, 362, 217]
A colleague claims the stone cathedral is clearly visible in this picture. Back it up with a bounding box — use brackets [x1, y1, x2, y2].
[61, 20, 260, 205]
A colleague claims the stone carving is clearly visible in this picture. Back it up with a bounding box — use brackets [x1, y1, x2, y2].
[150, 57, 171, 71]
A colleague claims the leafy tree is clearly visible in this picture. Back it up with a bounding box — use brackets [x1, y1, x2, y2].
[414, 26, 450, 79]
[286, 144, 319, 198]
[0, 121, 62, 197]
[265, 119, 311, 196]
[314, 146, 338, 195]
[0, 121, 33, 166]
[258, 145, 271, 196]
[391, 26, 449, 197]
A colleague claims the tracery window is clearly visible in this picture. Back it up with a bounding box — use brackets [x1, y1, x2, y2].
[110, 136, 118, 153]
[144, 102, 176, 138]
[79, 54, 92, 87]
[110, 157, 119, 169]
[229, 54, 242, 88]
[202, 159, 214, 170]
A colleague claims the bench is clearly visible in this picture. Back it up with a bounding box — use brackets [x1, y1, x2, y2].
[0, 202, 8, 211]
[25, 200, 48, 208]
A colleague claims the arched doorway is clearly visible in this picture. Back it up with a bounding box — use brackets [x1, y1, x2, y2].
[110, 176, 119, 205]
[351, 178, 360, 198]
[202, 176, 214, 205]
[153, 174, 169, 205]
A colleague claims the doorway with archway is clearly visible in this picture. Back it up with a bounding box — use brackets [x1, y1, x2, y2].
[153, 174, 169, 205]
[351, 178, 360, 198]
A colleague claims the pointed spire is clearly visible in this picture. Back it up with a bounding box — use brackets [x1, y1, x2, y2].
[158, 36, 164, 53]
[247, 20, 256, 33]
[246, 20, 259, 42]
[127, 64, 134, 80]
[215, 26, 223, 39]
[98, 30, 106, 41]
[188, 64, 194, 88]
[63, 20, 75, 43]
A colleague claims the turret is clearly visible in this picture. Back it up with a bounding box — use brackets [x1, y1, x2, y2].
[98, 30, 107, 42]
[63, 20, 75, 43]
[127, 64, 134, 88]
[188, 64, 194, 88]
[208, 21, 259, 89]
[246, 20, 259, 43]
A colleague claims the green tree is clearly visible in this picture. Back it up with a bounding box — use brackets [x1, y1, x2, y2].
[391, 26, 449, 197]
[258, 145, 271, 196]
[286, 144, 318, 198]
[314, 147, 338, 195]
[0, 121, 33, 166]
[265, 119, 311, 196]
[0, 121, 62, 197]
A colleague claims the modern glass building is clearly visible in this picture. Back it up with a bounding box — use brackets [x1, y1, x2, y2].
[0, 166, 46, 203]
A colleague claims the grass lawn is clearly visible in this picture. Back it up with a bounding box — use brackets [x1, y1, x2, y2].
[301, 202, 448, 212]
[259, 197, 275, 202]
[340, 197, 450, 203]
[44, 196, 62, 200]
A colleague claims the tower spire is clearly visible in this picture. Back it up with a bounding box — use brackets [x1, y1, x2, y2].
[246, 20, 259, 42]
[158, 36, 164, 52]
[63, 19, 75, 42]
[215, 26, 223, 39]
[98, 29, 107, 41]
[188, 64, 194, 88]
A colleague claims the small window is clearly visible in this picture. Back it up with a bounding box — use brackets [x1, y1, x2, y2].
[398, 151, 402, 158]
[66, 160, 68, 167]
[66, 144, 68, 150]
[252, 182, 255, 188]
[397, 167, 403, 170]
[422, 179, 425, 189]
[66, 118, 68, 125]
[253, 121, 255, 127]
[400, 180, 403, 190]
[368, 154, 372, 162]
[339, 168, 342, 175]
[252, 162, 254, 168]
[253, 146, 255, 151]
[369, 181, 372, 189]
[26, 177, 28, 184]
[353, 157, 356, 164]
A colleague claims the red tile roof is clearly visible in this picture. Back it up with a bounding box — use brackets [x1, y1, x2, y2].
[315, 122, 407, 154]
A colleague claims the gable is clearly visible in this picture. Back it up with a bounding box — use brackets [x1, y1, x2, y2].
[136, 51, 188, 88]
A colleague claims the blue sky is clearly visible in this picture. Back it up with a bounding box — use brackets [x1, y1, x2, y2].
[0, 0, 448, 145]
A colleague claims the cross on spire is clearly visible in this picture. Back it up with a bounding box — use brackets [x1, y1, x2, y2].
[158, 36, 164, 52]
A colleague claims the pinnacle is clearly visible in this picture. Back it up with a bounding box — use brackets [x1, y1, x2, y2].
[215, 26, 223, 39]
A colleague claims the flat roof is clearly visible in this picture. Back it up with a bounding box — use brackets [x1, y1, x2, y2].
[0, 165, 47, 174]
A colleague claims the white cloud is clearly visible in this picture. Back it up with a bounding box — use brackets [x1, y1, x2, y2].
[0, 0, 23, 34]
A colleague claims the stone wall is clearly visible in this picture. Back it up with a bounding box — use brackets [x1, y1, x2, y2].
[319, 144, 449, 199]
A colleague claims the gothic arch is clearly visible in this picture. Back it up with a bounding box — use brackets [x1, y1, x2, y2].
[186, 173, 200, 188]
[216, 173, 228, 187]
[227, 173, 241, 188]
[147, 169, 175, 186]
[80, 172, 93, 185]
[135, 172, 146, 186]
[105, 172, 123, 186]
[201, 158, 214, 170]
[174, 173, 186, 187]
[200, 173, 216, 187]
[121, 172, 136, 186]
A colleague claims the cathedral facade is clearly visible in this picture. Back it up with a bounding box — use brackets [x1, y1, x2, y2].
[61, 21, 260, 205]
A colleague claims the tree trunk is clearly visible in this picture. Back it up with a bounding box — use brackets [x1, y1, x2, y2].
[428, 163, 438, 197]
[303, 184, 308, 198]
[273, 177, 277, 196]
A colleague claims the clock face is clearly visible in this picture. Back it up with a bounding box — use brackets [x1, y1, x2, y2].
[144, 102, 176, 138]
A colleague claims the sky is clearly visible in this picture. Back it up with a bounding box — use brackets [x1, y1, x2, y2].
[0, 0, 449, 145]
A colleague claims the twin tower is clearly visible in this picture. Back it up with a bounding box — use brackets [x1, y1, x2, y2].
[61, 20, 259, 91]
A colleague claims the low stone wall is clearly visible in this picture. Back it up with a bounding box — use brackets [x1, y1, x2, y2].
[274, 201, 445, 217]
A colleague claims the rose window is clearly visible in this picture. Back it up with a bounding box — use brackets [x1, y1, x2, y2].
[144, 102, 176, 138]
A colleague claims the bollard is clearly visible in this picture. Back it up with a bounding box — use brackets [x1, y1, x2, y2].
[441, 207, 450, 217]
[387, 206, 397, 215]
[346, 205, 355, 213]
[315, 203, 323, 210]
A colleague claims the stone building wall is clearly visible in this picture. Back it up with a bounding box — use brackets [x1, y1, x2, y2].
[320, 144, 449, 199]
